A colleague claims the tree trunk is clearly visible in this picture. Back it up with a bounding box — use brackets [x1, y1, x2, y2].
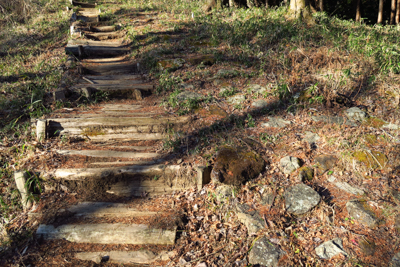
[377, 0, 384, 24]
[319, 0, 323, 11]
[289, 0, 313, 22]
[355, 0, 361, 22]
[391, 0, 397, 24]
[396, 0, 400, 23]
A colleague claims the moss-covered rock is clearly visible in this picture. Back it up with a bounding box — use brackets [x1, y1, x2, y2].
[187, 54, 215, 66]
[353, 150, 388, 169]
[211, 146, 266, 186]
[299, 166, 314, 181]
[157, 58, 185, 71]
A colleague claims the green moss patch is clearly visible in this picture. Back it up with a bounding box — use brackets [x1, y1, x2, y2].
[353, 150, 388, 169]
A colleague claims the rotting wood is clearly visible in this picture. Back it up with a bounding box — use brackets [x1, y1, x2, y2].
[46, 116, 190, 127]
[14, 172, 32, 210]
[66, 46, 130, 57]
[75, 250, 171, 264]
[82, 56, 128, 63]
[57, 149, 159, 159]
[85, 31, 127, 41]
[89, 159, 162, 166]
[101, 104, 143, 110]
[77, 79, 147, 85]
[36, 119, 47, 141]
[134, 89, 143, 100]
[84, 74, 145, 80]
[36, 223, 176, 245]
[55, 132, 165, 142]
[91, 25, 120, 32]
[77, 15, 99, 23]
[78, 63, 138, 75]
[72, 0, 97, 8]
[68, 38, 130, 47]
[50, 164, 178, 180]
[73, 83, 154, 91]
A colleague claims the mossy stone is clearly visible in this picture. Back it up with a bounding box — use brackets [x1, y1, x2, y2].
[299, 167, 314, 181]
[353, 150, 388, 169]
[211, 146, 266, 186]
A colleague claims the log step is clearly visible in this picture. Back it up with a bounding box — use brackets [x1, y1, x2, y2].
[84, 31, 127, 41]
[72, 0, 97, 8]
[57, 150, 159, 159]
[29, 202, 161, 219]
[78, 78, 147, 85]
[36, 223, 176, 245]
[79, 62, 138, 75]
[91, 25, 120, 32]
[75, 250, 173, 265]
[83, 74, 145, 80]
[50, 164, 178, 180]
[72, 83, 153, 91]
[66, 39, 131, 57]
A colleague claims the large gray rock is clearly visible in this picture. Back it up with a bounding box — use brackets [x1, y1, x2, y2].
[280, 156, 301, 174]
[248, 236, 285, 266]
[246, 84, 267, 95]
[262, 116, 291, 128]
[391, 251, 400, 267]
[236, 203, 264, 234]
[346, 199, 379, 228]
[285, 184, 321, 215]
[215, 69, 239, 78]
[227, 94, 245, 105]
[303, 131, 320, 145]
[176, 91, 203, 101]
[311, 115, 357, 127]
[327, 176, 364, 195]
[315, 238, 348, 259]
[252, 99, 269, 109]
[345, 107, 368, 122]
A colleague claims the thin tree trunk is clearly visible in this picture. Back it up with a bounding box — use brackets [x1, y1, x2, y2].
[319, 0, 323, 11]
[391, 0, 396, 24]
[355, 0, 361, 22]
[396, 0, 400, 23]
[377, 0, 384, 24]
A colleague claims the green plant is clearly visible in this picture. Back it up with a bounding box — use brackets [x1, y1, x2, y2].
[246, 114, 255, 128]
[219, 87, 237, 98]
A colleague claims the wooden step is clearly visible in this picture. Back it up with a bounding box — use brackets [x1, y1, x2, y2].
[78, 78, 147, 85]
[77, 15, 99, 23]
[75, 250, 172, 264]
[29, 202, 160, 219]
[91, 25, 120, 32]
[79, 62, 138, 75]
[57, 149, 159, 159]
[66, 39, 131, 57]
[73, 83, 153, 91]
[72, 0, 97, 8]
[82, 56, 129, 63]
[50, 164, 177, 180]
[36, 223, 176, 244]
[85, 31, 126, 41]
[77, 7, 99, 15]
[84, 74, 145, 80]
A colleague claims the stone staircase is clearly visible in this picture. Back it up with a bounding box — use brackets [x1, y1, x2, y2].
[25, 1, 198, 264]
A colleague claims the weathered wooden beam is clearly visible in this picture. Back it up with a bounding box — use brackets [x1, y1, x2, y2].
[82, 56, 128, 63]
[36, 223, 176, 245]
[66, 46, 130, 57]
[73, 84, 154, 91]
[14, 172, 32, 210]
[77, 79, 146, 85]
[83, 74, 145, 80]
[36, 119, 47, 141]
[57, 150, 159, 159]
[85, 31, 126, 41]
[72, 0, 97, 8]
[51, 164, 175, 180]
[75, 250, 173, 264]
[91, 25, 120, 32]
